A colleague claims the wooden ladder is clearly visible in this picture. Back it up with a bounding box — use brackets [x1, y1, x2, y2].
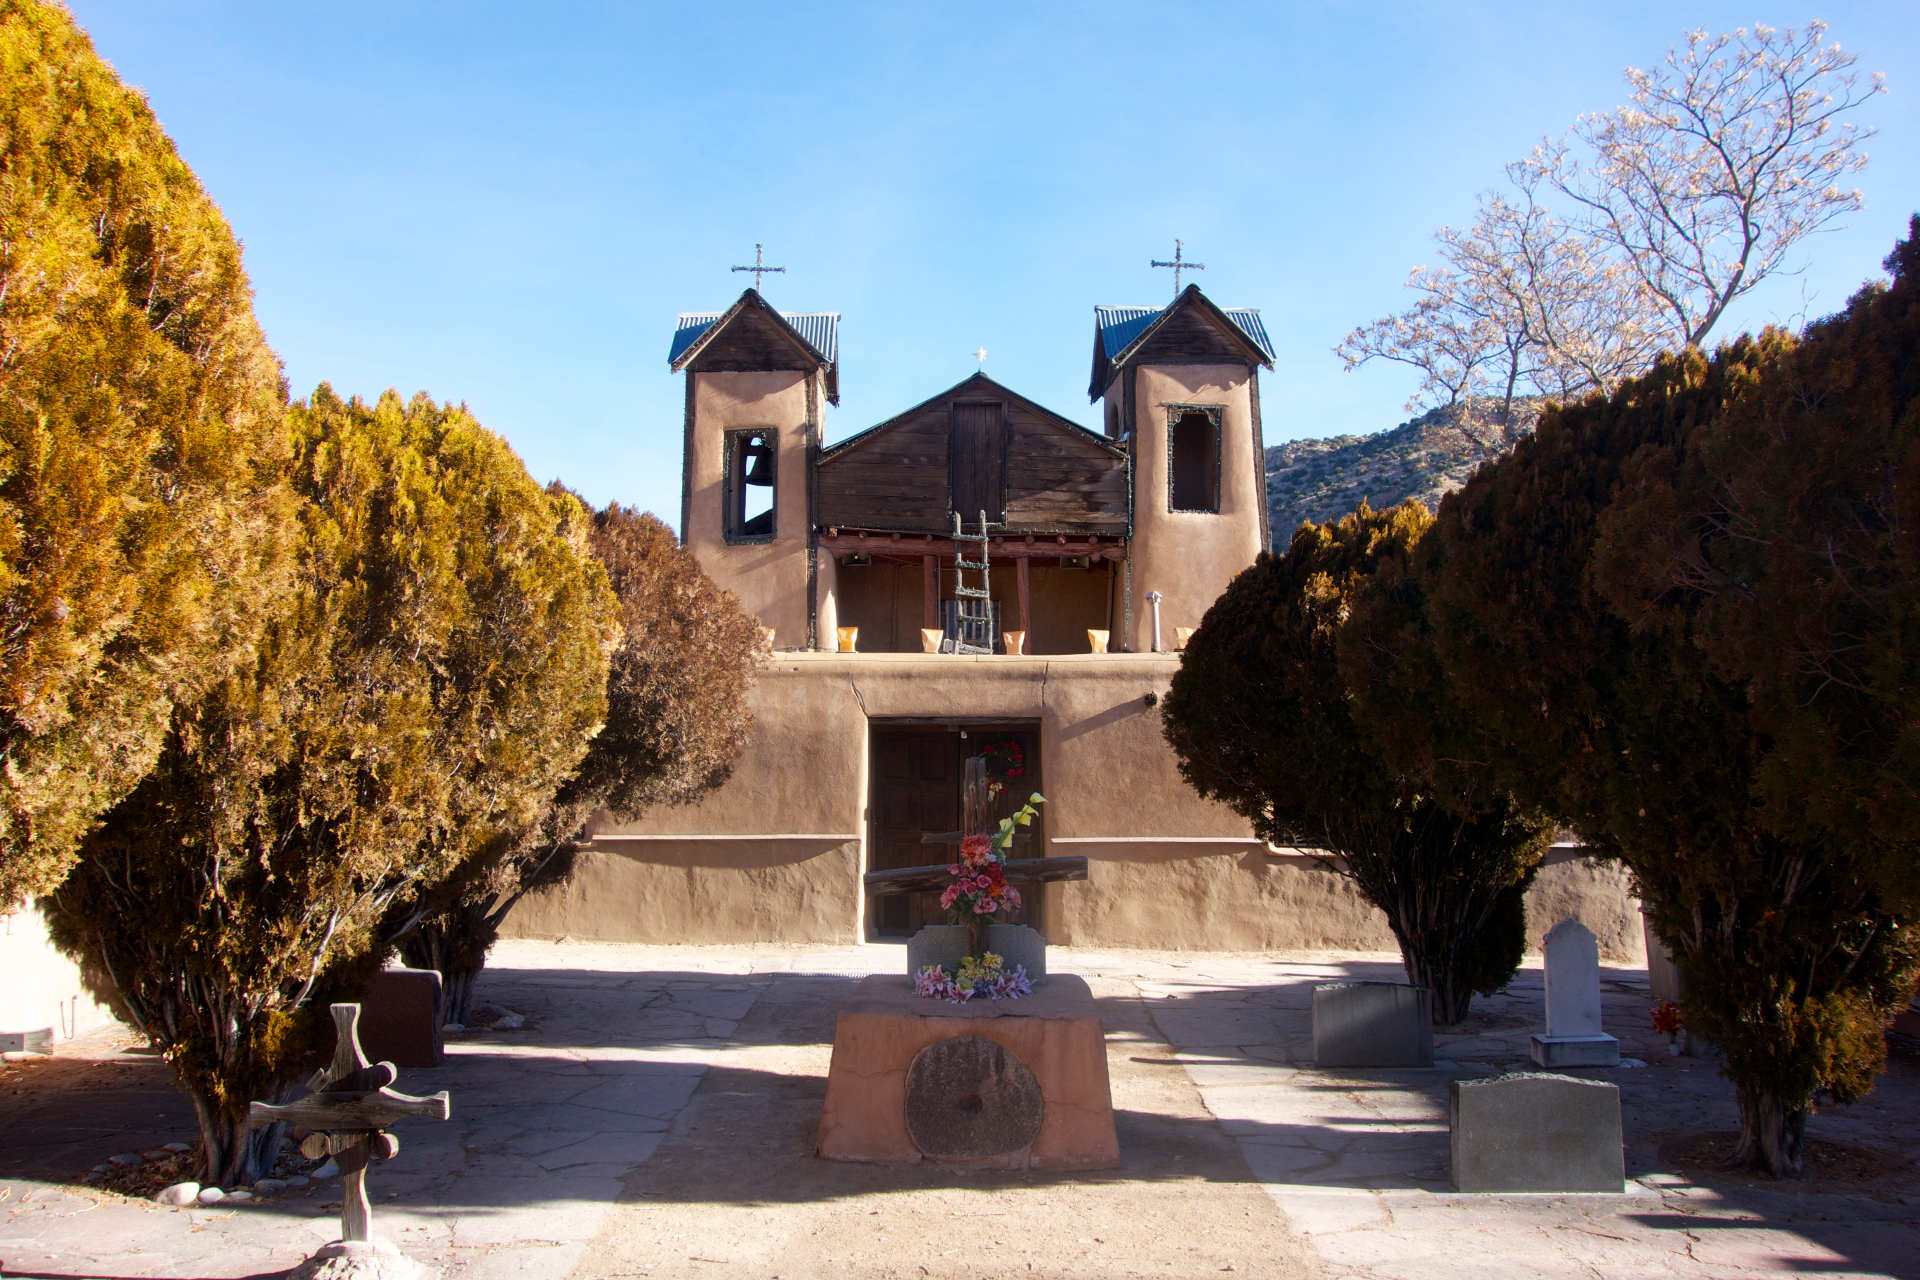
[949, 509, 996, 655]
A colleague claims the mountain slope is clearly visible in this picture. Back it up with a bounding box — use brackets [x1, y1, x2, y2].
[1264, 401, 1541, 546]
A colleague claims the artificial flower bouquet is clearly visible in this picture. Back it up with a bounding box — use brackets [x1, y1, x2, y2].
[915, 951, 1034, 1003]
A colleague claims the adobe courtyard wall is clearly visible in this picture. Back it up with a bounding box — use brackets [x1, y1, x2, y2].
[0, 904, 119, 1048]
[506, 653, 1643, 963]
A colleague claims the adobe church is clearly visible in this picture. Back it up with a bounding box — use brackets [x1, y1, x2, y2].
[507, 283, 1643, 959]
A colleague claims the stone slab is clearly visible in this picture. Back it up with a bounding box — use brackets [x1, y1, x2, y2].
[357, 966, 443, 1069]
[1312, 982, 1432, 1067]
[816, 973, 1118, 1169]
[1542, 918, 1605, 1038]
[987, 923, 1047, 982]
[1450, 1071, 1623, 1192]
[1530, 1032, 1620, 1068]
[905, 923, 1049, 982]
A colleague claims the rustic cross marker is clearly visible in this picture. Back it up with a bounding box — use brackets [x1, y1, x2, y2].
[1150, 238, 1205, 296]
[731, 242, 787, 291]
[248, 1004, 450, 1247]
[864, 757, 1087, 956]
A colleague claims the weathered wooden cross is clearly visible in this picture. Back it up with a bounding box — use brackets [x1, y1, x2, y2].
[863, 758, 1088, 955]
[1150, 238, 1205, 295]
[248, 1004, 450, 1246]
[731, 242, 787, 291]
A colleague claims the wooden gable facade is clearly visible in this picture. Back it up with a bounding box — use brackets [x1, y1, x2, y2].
[817, 372, 1127, 536]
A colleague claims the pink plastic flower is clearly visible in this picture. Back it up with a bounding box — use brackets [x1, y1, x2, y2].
[960, 834, 992, 866]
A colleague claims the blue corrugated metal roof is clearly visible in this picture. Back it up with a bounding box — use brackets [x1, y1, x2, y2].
[668, 310, 839, 367]
[1094, 304, 1275, 363]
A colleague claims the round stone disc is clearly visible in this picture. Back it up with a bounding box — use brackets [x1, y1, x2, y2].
[903, 1034, 1044, 1159]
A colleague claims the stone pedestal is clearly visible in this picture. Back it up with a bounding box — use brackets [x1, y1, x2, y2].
[817, 973, 1117, 1169]
[1312, 982, 1433, 1067]
[1450, 1072, 1623, 1193]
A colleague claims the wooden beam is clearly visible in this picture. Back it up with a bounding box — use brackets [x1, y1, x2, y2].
[863, 855, 1090, 898]
[922, 554, 937, 631]
[820, 532, 1125, 560]
[1016, 557, 1030, 651]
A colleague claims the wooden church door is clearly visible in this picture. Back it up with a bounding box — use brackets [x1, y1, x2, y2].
[867, 723, 1042, 938]
[949, 402, 1006, 527]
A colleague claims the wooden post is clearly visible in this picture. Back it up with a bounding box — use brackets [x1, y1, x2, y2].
[1016, 557, 1031, 653]
[962, 757, 990, 957]
[923, 555, 938, 632]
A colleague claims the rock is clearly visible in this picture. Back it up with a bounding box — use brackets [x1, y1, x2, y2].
[493, 1012, 524, 1031]
[224, 1189, 254, 1203]
[441, 1022, 465, 1033]
[154, 1181, 201, 1206]
[79, 1170, 106, 1185]
[903, 1034, 1044, 1159]
[310, 1158, 340, 1179]
[197, 1186, 226, 1205]
[286, 1174, 311, 1188]
[2, 1049, 52, 1063]
[107, 1152, 144, 1167]
[143, 1148, 175, 1160]
[286, 1238, 432, 1280]
[163, 1141, 193, 1153]
[253, 1177, 288, 1194]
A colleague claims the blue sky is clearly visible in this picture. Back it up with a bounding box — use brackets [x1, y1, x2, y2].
[67, 1, 1919, 525]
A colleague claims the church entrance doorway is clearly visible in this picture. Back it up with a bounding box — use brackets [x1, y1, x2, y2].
[866, 720, 1044, 939]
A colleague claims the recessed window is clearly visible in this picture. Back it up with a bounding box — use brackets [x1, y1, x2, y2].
[1168, 407, 1221, 513]
[724, 428, 776, 542]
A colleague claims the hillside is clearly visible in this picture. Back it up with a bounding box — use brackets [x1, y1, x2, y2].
[1264, 401, 1542, 546]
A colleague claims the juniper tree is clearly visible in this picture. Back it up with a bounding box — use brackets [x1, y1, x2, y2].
[393, 497, 763, 1023]
[1416, 230, 1920, 1176]
[47, 388, 619, 1188]
[1162, 502, 1553, 1025]
[0, 0, 291, 906]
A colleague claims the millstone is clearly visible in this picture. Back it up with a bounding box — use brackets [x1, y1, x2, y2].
[903, 1034, 1044, 1159]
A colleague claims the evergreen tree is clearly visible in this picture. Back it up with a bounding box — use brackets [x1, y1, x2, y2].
[1162, 502, 1553, 1025]
[0, 0, 292, 906]
[46, 388, 619, 1188]
[1416, 227, 1920, 1175]
[394, 497, 763, 1024]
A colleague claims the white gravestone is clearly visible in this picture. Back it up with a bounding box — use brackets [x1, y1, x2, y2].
[1530, 919, 1619, 1068]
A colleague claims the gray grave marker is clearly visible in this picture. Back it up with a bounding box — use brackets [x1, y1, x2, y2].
[1312, 981, 1433, 1067]
[1450, 1072, 1624, 1192]
[1530, 918, 1620, 1068]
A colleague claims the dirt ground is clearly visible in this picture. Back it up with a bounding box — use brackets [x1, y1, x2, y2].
[573, 972, 1327, 1280]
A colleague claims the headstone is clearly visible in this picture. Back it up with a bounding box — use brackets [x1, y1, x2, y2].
[988, 923, 1047, 982]
[903, 1034, 1045, 1158]
[0, 1027, 52, 1054]
[1312, 982, 1433, 1067]
[357, 966, 444, 1069]
[1531, 919, 1620, 1068]
[1450, 1072, 1624, 1192]
[907, 924, 968, 976]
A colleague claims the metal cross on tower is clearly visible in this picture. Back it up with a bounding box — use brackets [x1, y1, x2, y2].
[1150, 239, 1205, 296]
[731, 243, 787, 291]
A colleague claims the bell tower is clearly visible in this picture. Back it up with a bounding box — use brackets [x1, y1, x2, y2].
[669, 289, 840, 648]
[1089, 285, 1273, 652]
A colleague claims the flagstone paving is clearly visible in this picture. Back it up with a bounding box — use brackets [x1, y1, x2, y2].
[0, 940, 1913, 1278]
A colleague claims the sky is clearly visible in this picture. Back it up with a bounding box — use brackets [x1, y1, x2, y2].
[64, 1, 1920, 526]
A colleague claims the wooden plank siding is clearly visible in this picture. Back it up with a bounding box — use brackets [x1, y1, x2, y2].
[818, 374, 1127, 535]
[684, 306, 818, 373]
[1130, 304, 1258, 367]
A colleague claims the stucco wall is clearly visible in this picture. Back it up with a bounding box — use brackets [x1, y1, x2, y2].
[1124, 365, 1264, 653]
[684, 369, 819, 648]
[1, 905, 121, 1045]
[506, 653, 1641, 958]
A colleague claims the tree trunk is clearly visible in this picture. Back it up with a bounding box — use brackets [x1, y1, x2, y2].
[1398, 945, 1475, 1027]
[401, 904, 498, 1028]
[192, 1092, 283, 1190]
[1734, 1083, 1808, 1178]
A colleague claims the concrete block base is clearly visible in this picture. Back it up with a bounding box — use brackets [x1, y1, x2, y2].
[1451, 1072, 1623, 1192]
[817, 973, 1117, 1169]
[1312, 982, 1433, 1067]
[1530, 1033, 1620, 1068]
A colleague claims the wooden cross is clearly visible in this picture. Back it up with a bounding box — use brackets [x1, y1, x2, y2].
[248, 1004, 450, 1246]
[1150, 238, 1205, 296]
[731, 242, 787, 291]
[862, 758, 1088, 954]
